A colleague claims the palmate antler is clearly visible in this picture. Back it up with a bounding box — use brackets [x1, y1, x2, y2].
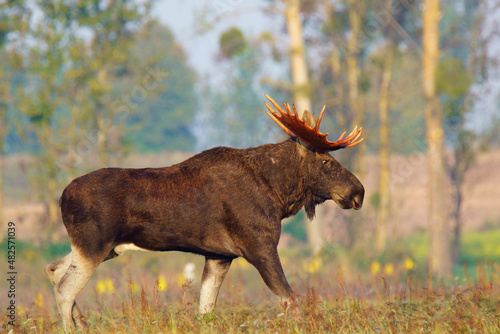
[264, 94, 364, 152]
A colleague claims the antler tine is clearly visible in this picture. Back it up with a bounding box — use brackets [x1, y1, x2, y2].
[333, 126, 361, 145]
[290, 103, 299, 117]
[344, 136, 364, 148]
[284, 103, 293, 117]
[265, 102, 296, 137]
[265, 94, 287, 117]
[329, 127, 363, 150]
[314, 105, 326, 131]
[336, 130, 347, 141]
[347, 126, 358, 138]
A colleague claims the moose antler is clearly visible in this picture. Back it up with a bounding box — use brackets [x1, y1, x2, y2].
[264, 94, 364, 152]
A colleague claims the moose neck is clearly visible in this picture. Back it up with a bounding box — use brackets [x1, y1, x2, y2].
[244, 139, 321, 220]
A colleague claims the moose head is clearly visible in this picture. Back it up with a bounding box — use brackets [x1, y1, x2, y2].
[264, 94, 364, 218]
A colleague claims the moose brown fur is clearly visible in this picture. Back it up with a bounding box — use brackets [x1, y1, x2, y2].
[45, 96, 365, 331]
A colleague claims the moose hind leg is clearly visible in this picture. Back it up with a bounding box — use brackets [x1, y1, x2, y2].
[54, 248, 101, 332]
[199, 257, 232, 314]
[45, 252, 88, 328]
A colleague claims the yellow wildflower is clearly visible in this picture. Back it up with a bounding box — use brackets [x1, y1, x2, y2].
[34, 292, 44, 308]
[383, 263, 394, 276]
[104, 278, 115, 293]
[128, 281, 139, 294]
[404, 257, 415, 271]
[96, 280, 106, 294]
[157, 275, 168, 291]
[304, 257, 322, 274]
[234, 257, 249, 270]
[370, 261, 381, 275]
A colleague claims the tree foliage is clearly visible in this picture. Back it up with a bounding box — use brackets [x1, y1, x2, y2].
[125, 21, 198, 152]
[219, 26, 247, 59]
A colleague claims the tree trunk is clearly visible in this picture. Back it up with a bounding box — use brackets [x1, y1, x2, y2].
[42, 124, 60, 228]
[451, 174, 462, 264]
[347, 0, 363, 155]
[375, 46, 393, 252]
[96, 67, 109, 167]
[285, 0, 323, 255]
[345, 0, 364, 249]
[286, 0, 310, 113]
[422, 0, 453, 279]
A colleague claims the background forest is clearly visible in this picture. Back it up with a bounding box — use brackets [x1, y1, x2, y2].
[1, 0, 500, 332]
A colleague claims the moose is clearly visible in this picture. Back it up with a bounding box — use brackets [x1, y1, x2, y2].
[45, 95, 365, 331]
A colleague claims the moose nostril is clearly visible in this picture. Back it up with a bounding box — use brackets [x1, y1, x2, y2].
[353, 194, 363, 210]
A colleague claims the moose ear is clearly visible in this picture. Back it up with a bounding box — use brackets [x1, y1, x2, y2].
[301, 110, 316, 128]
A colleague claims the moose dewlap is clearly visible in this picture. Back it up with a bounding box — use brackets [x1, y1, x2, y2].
[45, 94, 364, 331]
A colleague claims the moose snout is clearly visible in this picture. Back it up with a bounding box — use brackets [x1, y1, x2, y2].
[332, 184, 364, 210]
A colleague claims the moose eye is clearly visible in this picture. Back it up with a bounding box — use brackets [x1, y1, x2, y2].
[322, 160, 329, 165]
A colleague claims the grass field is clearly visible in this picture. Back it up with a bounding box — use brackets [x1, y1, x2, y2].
[2, 231, 500, 333]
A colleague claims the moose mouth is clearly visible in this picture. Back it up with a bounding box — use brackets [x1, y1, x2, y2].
[333, 194, 363, 210]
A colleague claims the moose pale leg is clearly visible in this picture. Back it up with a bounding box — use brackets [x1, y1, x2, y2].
[53, 248, 101, 332]
[45, 252, 87, 328]
[199, 257, 233, 314]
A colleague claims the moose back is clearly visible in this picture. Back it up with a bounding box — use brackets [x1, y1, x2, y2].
[46, 95, 365, 331]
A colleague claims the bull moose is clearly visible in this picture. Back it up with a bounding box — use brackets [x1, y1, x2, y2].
[45, 95, 365, 331]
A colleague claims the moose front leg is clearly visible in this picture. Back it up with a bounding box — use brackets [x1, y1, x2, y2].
[199, 257, 232, 314]
[246, 247, 294, 307]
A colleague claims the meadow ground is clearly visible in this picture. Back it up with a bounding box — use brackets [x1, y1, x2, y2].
[1, 233, 499, 333]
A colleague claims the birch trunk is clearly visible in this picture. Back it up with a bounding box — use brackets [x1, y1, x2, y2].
[96, 68, 109, 167]
[345, 0, 364, 249]
[422, 0, 453, 279]
[285, 0, 323, 255]
[347, 0, 364, 175]
[375, 46, 393, 252]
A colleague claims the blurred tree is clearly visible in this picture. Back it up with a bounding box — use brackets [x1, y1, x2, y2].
[219, 26, 247, 59]
[62, 0, 150, 166]
[285, 0, 325, 255]
[375, 42, 393, 253]
[125, 20, 198, 152]
[16, 0, 152, 238]
[346, 0, 365, 176]
[438, 0, 497, 265]
[319, 0, 376, 250]
[422, 0, 453, 279]
[199, 27, 276, 149]
[372, 0, 417, 252]
[0, 0, 27, 227]
[17, 12, 67, 232]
